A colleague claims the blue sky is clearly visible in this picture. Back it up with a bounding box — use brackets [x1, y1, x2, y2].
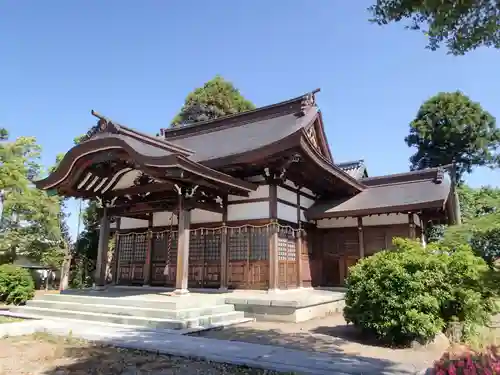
[1, 1, 499, 239]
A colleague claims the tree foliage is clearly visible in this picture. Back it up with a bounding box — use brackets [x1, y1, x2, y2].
[405, 91, 500, 181]
[171, 75, 255, 127]
[439, 185, 500, 265]
[0, 132, 67, 268]
[369, 0, 500, 55]
[458, 185, 500, 223]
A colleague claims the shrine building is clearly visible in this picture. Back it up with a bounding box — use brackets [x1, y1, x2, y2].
[35, 90, 460, 294]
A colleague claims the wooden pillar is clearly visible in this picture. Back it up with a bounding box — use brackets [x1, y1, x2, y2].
[450, 163, 462, 225]
[174, 195, 191, 295]
[420, 214, 427, 248]
[95, 206, 110, 289]
[219, 226, 228, 290]
[219, 196, 228, 290]
[408, 213, 416, 239]
[268, 183, 279, 291]
[357, 217, 365, 258]
[295, 185, 303, 288]
[112, 217, 121, 285]
[269, 223, 279, 291]
[295, 230, 303, 288]
[143, 215, 153, 286]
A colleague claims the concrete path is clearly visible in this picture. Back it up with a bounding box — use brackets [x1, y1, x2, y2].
[0, 319, 416, 375]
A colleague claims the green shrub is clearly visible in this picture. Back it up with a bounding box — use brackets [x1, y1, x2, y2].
[0, 264, 35, 305]
[343, 238, 495, 346]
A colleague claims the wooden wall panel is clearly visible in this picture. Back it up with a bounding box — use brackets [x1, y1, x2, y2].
[309, 223, 415, 287]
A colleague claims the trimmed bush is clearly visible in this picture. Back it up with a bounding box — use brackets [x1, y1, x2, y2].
[0, 264, 35, 305]
[343, 238, 495, 346]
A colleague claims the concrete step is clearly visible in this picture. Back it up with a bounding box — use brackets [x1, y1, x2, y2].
[26, 299, 235, 320]
[38, 293, 224, 310]
[10, 306, 186, 330]
[10, 306, 246, 331]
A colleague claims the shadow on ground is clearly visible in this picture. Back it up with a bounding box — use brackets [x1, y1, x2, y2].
[23, 327, 416, 375]
[192, 323, 398, 352]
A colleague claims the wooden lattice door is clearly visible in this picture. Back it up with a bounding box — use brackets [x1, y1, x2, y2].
[188, 229, 221, 288]
[247, 227, 269, 290]
[116, 232, 147, 285]
[277, 227, 297, 289]
[227, 227, 250, 289]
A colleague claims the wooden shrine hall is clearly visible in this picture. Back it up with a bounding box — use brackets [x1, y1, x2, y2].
[35, 90, 460, 293]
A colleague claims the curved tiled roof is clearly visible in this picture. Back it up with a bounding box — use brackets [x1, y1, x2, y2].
[306, 167, 451, 219]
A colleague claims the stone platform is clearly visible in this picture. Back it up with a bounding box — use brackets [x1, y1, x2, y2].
[9, 287, 345, 329]
[225, 288, 346, 322]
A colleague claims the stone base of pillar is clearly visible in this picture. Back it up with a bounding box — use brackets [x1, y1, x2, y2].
[173, 288, 190, 296]
[142, 284, 151, 288]
[218, 287, 228, 292]
[91, 284, 107, 291]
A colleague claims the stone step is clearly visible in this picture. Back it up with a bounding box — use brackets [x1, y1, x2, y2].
[10, 305, 246, 330]
[39, 293, 224, 310]
[26, 299, 235, 320]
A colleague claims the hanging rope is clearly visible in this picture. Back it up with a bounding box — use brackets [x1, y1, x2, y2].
[120, 221, 302, 236]
[163, 207, 178, 277]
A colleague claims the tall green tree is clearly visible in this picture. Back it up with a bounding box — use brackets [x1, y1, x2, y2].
[0, 133, 67, 267]
[171, 75, 255, 127]
[369, 0, 500, 55]
[405, 91, 500, 182]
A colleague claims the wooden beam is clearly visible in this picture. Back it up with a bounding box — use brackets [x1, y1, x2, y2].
[106, 182, 175, 198]
[184, 199, 224, 214]
[269, 184, 277, 219]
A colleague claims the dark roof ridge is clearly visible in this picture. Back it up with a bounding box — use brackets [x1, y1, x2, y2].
[165, 108, 308, 142]
[162, 89, 321, 139]
[367, 177, 439, 188]
[86, 110, 195, 156]
[361, 166, 450, 186]
[336, 159, 365, 167]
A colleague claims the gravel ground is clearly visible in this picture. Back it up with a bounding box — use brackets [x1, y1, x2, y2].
[0, 333, 291, 375]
